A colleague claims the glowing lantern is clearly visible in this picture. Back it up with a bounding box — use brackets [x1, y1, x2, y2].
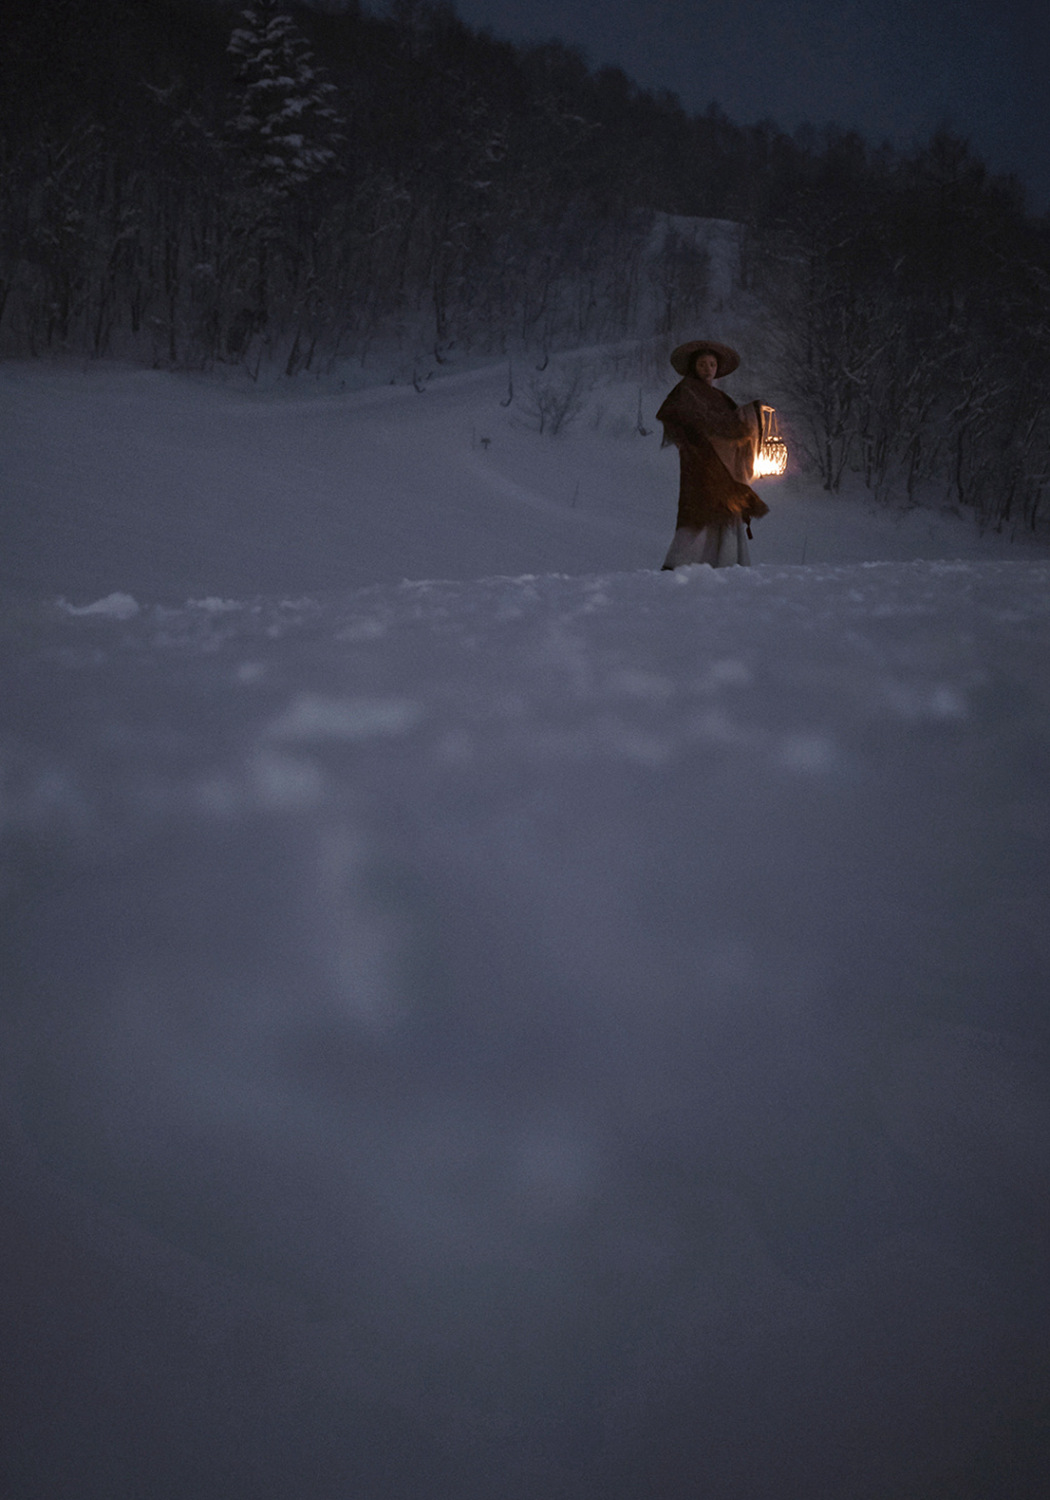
[753, 405, 788, 478]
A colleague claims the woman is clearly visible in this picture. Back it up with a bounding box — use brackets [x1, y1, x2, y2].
[657, 339, 769, 569]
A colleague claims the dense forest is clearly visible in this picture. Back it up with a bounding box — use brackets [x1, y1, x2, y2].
[3, 0, 1049, 527]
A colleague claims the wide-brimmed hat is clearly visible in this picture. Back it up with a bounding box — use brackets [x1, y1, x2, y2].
[670, 339, 740, 378]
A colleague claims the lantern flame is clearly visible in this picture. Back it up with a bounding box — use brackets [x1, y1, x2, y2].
[754, 406, 788, 479]
[753, 444, 788, 478]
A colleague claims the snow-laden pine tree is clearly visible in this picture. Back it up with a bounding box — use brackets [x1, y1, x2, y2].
[223, 1, 345, 363]
[226, 1, 344, 202]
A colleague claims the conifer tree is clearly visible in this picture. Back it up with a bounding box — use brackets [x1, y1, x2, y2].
[226, 1, 344, 202]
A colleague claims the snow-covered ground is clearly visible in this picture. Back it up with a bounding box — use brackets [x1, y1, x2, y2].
[3, 357, 1050, 1498]
[3, 357, 1045, 601]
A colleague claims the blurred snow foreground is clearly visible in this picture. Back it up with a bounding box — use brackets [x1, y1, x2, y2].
[4, 557, 1050, 1499]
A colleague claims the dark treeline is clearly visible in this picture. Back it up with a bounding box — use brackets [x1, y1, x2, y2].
[751, 133, 1050, 529]
[3, 0, 1049, 526]
[0, 0, 812, 368]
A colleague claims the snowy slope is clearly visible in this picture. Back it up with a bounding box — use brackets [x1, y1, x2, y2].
[3, 361, 1050, 1499]
[3, 359, 1045, 603]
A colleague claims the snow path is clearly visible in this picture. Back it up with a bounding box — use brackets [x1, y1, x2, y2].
[4, 556, 1050, 1497]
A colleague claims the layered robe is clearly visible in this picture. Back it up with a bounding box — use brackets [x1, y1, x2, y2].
[657, 376, 769, 568]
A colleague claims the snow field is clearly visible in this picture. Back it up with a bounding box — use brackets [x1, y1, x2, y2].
[2, 357, 1045, 603]
[3, 358, 1050, 1497]
[5, 554, 1050, 1497]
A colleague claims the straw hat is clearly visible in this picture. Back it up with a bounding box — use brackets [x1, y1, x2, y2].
[670, 339, 740, 378]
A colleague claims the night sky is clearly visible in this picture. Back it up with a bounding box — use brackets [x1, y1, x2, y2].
[449, 0, 1049, 211]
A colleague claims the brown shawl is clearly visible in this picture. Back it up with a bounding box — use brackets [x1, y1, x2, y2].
[657, 377, 769, 531]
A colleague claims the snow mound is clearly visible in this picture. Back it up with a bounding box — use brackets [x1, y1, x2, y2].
[265, 692, 424, 743]
[57, 590, 140, 619]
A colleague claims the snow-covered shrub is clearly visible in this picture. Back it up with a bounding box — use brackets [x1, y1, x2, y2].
[520, 363, 593, 436]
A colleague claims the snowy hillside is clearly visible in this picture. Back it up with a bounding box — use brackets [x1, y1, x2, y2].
[3, 359, 1050, 1499]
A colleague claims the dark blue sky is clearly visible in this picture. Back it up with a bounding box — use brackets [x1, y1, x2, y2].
[447, 0, 1048, 211]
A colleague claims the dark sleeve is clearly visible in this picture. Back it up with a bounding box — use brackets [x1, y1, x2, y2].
[697, 393, 755, 443]
[659, 417, 695, 449]
[656, 382, 700, 448]
[744, 491, 770, 520]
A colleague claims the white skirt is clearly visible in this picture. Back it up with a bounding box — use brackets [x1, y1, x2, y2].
[662, 520, 751, 569]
